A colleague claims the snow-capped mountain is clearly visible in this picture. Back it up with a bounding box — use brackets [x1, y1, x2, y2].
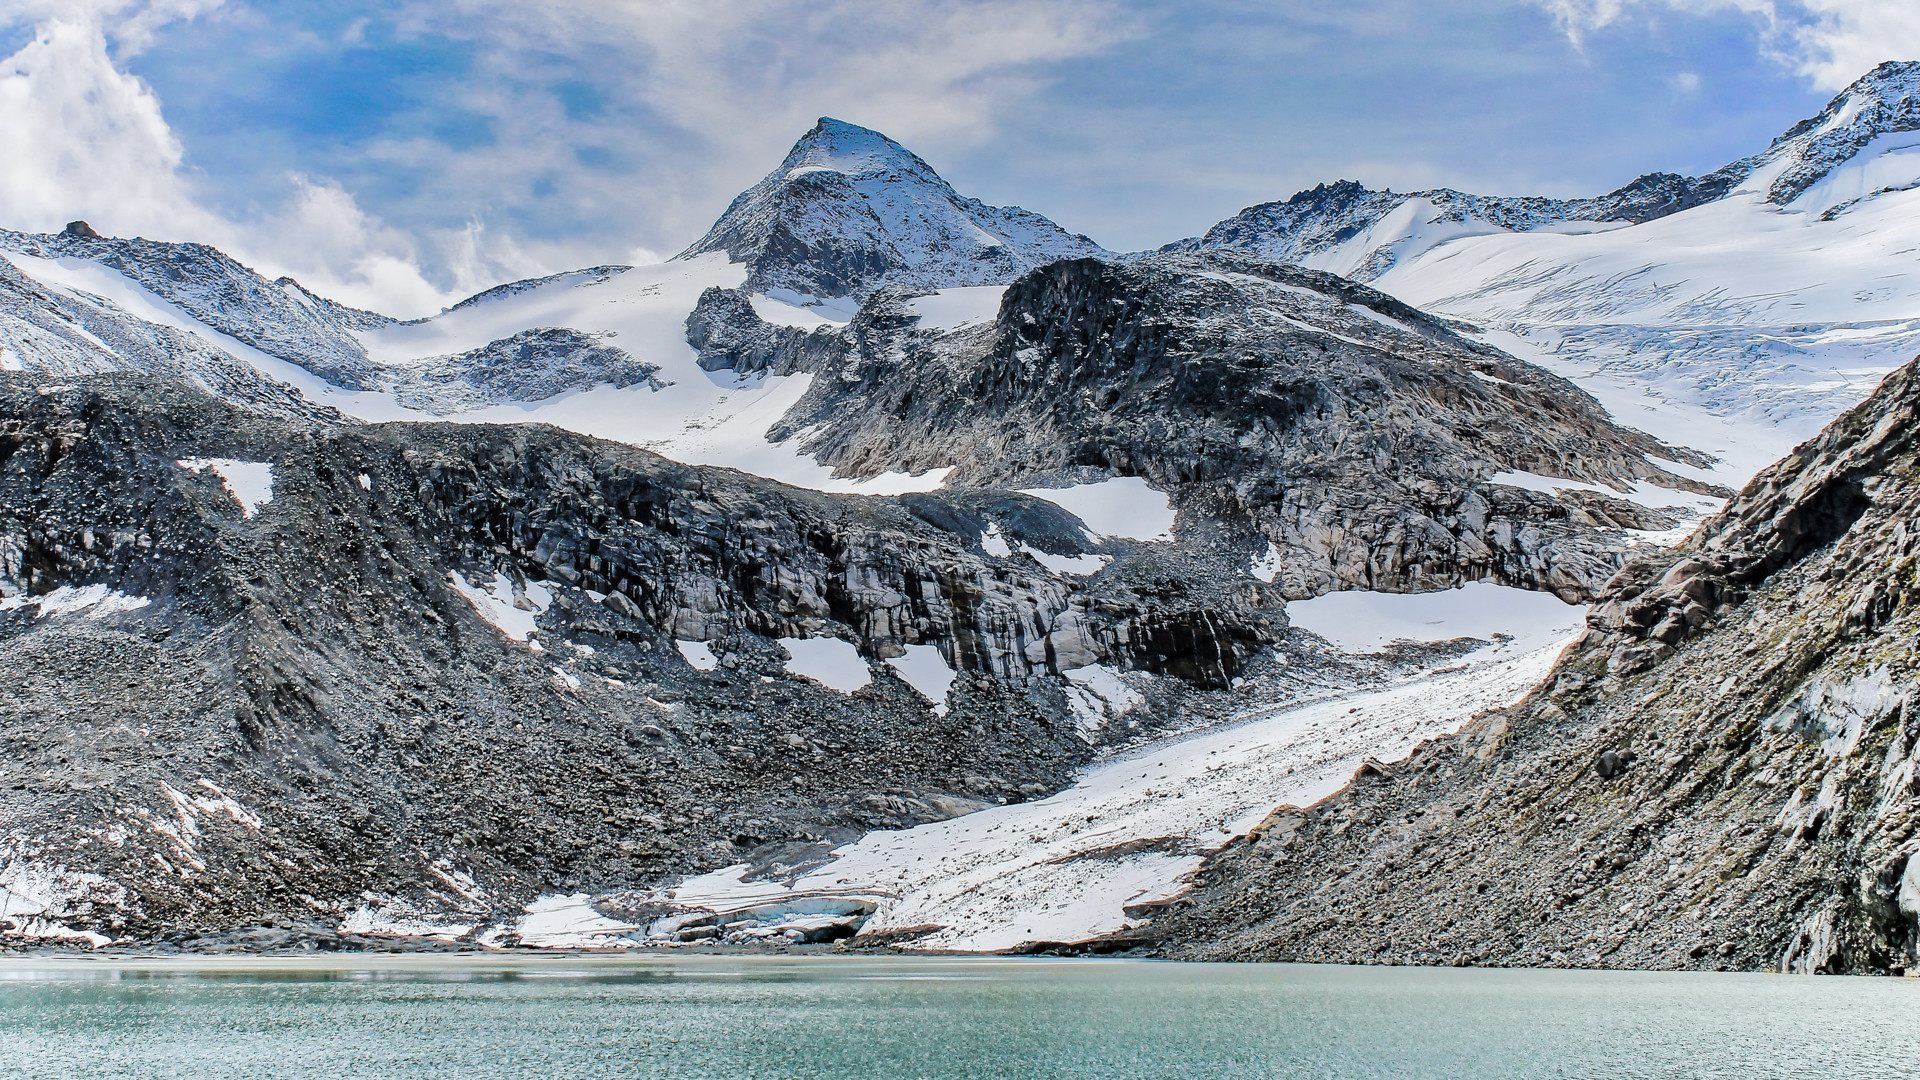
[4, 90, 1894, 962]
[680, 117, 1105, 300]
[1183, 61, 1920, 458]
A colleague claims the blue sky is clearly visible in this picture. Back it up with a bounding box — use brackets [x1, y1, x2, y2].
[0, 1, 1909, 313]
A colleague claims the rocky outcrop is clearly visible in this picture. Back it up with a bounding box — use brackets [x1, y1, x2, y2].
[0, 373, 1282, 944]
[1151, 357, 1920, 975]
[685, 287, 852, 376]
[389, 327, 660, 414]
[695, 252, 1718, 601]
[678, 118, 1104, 299]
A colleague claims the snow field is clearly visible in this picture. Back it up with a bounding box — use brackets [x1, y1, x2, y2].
[1019, 476, 1176, 541]
[778, 636, 872, 693]
[650, 633, 1574, 952]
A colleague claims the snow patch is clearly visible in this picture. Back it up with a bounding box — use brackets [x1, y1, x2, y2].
[514, 893, 644, 948]
[979, 522, 1013, 558]
[1249, 542, 1285, 583]
[1019, 477, 1176, 541]
[780, 636, 872, 693]
[1285, 581, 1587, 657]
[0, 851, 124, 949]
[1019, 544, 1111, 577]
[0, 584, 149, 619]
[676, 640, 719, 671]
[341, 896, 474, 941]
[886, 644, 957, 716]
[175, 458, 274, 517]
[448, 571, 551, 644]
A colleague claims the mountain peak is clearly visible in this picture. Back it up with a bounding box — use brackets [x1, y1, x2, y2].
[777, 118, 944, 186]
[1841, 59, 1920, 102]
[680, 119, 1102, 298]
[1756, 59, 1920, 204]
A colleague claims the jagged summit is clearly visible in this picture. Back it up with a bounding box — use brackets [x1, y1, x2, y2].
[679, 118, 1104, 299]
[1745, 59, 1920, 205]
[775, 117, 946, 185]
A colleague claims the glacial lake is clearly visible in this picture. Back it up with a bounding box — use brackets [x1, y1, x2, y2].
[1, 956, 1915, 1078]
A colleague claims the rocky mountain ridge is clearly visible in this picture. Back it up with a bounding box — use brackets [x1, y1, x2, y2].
[1178, 61, 1920, 279]
[0, 372, 1285, 945]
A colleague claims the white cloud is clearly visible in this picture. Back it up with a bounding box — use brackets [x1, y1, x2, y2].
[1788, 2, 1920, 89]
[1534, 1, 1920, 90]
[0, 6, 462, 315]
[0, 0, 228, 54]
[0, 18, 221, 238]
[0, 0, 1138, 317]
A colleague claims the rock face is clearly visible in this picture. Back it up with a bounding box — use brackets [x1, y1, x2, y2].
[691, 252, 1718, 601]
[0, 374, 1282, 941]
[1151, 356, 1920, 975]
[1179, 61, 1920, 280]
[679, 118, 1104, 299]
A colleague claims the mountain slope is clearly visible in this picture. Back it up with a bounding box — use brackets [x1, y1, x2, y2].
[680, 118, 1105, 300]
[1153, 356, 1920, 974]
[0, 225, 395, 390]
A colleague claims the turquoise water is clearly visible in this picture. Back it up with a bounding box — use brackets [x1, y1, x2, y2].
[1, 956, 1915, 1078]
